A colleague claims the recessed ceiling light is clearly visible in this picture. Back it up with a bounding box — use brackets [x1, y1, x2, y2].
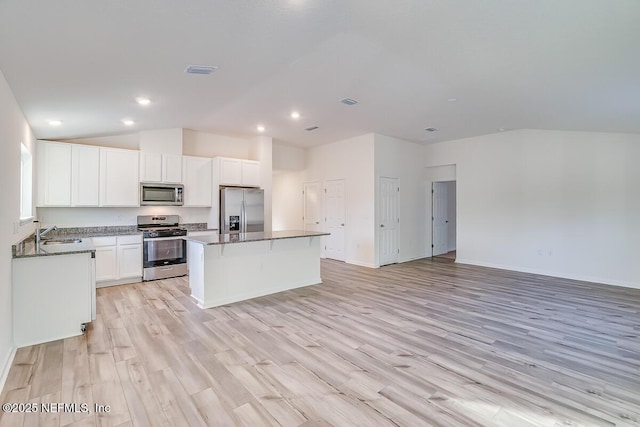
[498, 128, 505, 132]
[340, 98, 358, 106]
[257, 125, 265, 132]
[185, 65, 218, 75]
[305, 126, 319, 131]
[122, 119, 135, 126]
[48, 120, 62, 126]
[447, 98, 457, 102]
[136, 97, 151, 105]
[425, 127, 438, 132]
[290, 111, 300, 119]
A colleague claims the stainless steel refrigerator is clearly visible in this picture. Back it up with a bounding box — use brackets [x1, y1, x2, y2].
[220, 187, 264, 234]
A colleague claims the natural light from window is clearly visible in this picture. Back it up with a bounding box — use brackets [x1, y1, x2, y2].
[20, 142, 33, 221]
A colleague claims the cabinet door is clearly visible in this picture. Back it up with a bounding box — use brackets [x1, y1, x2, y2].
[140, 152, 163, 182]
[118, 244, 142, 279]
[100, 148, 140, 206]
[163, 155, 183, 183]
[220, 158, 242, 185]
[241, 160, 260, 187]
[94, 246, 118, 282]
[183, 156, 212, 206]
[37, 141, 72, 206]
[71, 144, 100, 206]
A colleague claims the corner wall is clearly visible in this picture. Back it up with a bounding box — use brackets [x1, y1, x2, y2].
[374, 134, 428, 264]
[0, 68, 36, 388]
[425, 129, 640, 288]
[305, 134, 376, 267]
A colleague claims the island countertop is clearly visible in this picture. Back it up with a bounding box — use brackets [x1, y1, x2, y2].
[184, 230, 329, 245]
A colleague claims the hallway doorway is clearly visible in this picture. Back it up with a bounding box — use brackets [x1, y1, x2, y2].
[432, 180, 456, 260]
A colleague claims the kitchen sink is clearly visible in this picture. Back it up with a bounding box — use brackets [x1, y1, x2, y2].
[42, 238, 83, 245]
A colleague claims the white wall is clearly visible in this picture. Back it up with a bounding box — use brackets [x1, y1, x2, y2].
[182, 129, 253, 159]
[0, 68, 36, 387]
[272, 171, 304, 231]
[249, 136, 273, 232]
[425, 129, 640, 289]
[272, 143, 306, 231]
[306, 134, 375, 267]
[374, 134, 428, 264]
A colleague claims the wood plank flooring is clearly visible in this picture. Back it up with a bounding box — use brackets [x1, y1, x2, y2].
[2, 258, 640, 426]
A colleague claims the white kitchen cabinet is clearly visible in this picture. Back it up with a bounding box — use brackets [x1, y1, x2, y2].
[37, 140, 72, 206]
[241, 160, 260, 187]
[93, 236, 118, 282]
[220, 158, 242, 185]
[140, 152, 163, 182]
[100, 147, 140, 206]
[214, 157, 261, 187]
[183, 156, 212, 207]
[71, 144, 100, 206]
[92, 235, 142, 286]
[13, 252, 94, 347]
[163, 155, 183, 183]
[118, 235, 143, 279]
[140, 152, 182, 183]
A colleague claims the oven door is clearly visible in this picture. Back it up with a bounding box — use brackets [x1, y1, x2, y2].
[143, 237, 187, 268]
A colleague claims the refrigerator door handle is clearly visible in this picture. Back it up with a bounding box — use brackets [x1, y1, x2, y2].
[242, 199, 246, 232]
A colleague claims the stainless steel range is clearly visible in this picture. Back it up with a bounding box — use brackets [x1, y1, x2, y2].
[137, 215, 188, 281]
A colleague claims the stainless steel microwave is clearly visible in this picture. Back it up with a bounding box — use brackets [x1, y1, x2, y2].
[140, 183, 184, 206]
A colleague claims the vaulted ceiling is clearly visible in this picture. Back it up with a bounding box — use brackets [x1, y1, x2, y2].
[1, 0, 639, 147]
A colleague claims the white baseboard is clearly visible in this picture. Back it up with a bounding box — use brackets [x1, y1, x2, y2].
[345, 259, 378, 269]
[455, 258, 640, 290]
[0, 346, 17, 393]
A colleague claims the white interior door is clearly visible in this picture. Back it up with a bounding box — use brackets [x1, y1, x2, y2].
[379, 177, 399, 266]
[303, 182, 322, 232]
[432, 181, 449, 256]
[325, 179, 346, 261]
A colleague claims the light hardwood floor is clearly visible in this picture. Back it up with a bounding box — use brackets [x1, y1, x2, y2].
[1, 258, 640, 426]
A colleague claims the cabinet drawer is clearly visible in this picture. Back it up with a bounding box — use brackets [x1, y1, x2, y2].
[92, 236, 117, 247]
[118, 235, 142, 245]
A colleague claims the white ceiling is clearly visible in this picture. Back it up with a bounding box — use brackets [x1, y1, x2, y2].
[1, 0, 639, 147]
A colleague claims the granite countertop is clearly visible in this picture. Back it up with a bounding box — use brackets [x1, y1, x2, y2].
[13, 237, 96, 258]
[184, 230, 329, 246]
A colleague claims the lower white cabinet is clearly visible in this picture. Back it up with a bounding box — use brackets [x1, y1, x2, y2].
[92, 234, 142, 286]
[13, 252, 94, 347]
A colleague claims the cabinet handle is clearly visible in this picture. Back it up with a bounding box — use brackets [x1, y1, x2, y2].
[380, 224, 385, 228]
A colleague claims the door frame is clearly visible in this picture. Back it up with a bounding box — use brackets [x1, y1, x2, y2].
[431, 180, 456, 258]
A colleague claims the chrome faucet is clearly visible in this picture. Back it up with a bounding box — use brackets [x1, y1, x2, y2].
[35, 221, 57, 243]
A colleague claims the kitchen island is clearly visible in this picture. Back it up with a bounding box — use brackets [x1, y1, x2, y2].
[185, 230, 329, 309]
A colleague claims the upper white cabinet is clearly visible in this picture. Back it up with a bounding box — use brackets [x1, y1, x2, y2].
[37, 140, 72, 207]
[220, 158, 242, 185]
[183, 156, 212, 207]
[214, 157, 260, 187]
[241, 160, 260, 187]
[99, 147, 139, 206]
[37, 141, 100, 207]
[71, 144, 100, 206]
[140, 152, 182, 183]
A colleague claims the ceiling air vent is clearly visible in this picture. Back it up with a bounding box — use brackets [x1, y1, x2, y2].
[305, 126, 319, 131]
[425, 127, 438, 132]
[185, 65, 218, 75]
[340, 98, 359, 106]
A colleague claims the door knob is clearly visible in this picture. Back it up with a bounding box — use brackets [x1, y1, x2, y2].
[380, 224, 385, 228]
[316, 221, 319, 224]
[341, 223, 345, 226]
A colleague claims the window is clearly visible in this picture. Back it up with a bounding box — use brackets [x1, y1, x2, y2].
[20, 143, 33, 221]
